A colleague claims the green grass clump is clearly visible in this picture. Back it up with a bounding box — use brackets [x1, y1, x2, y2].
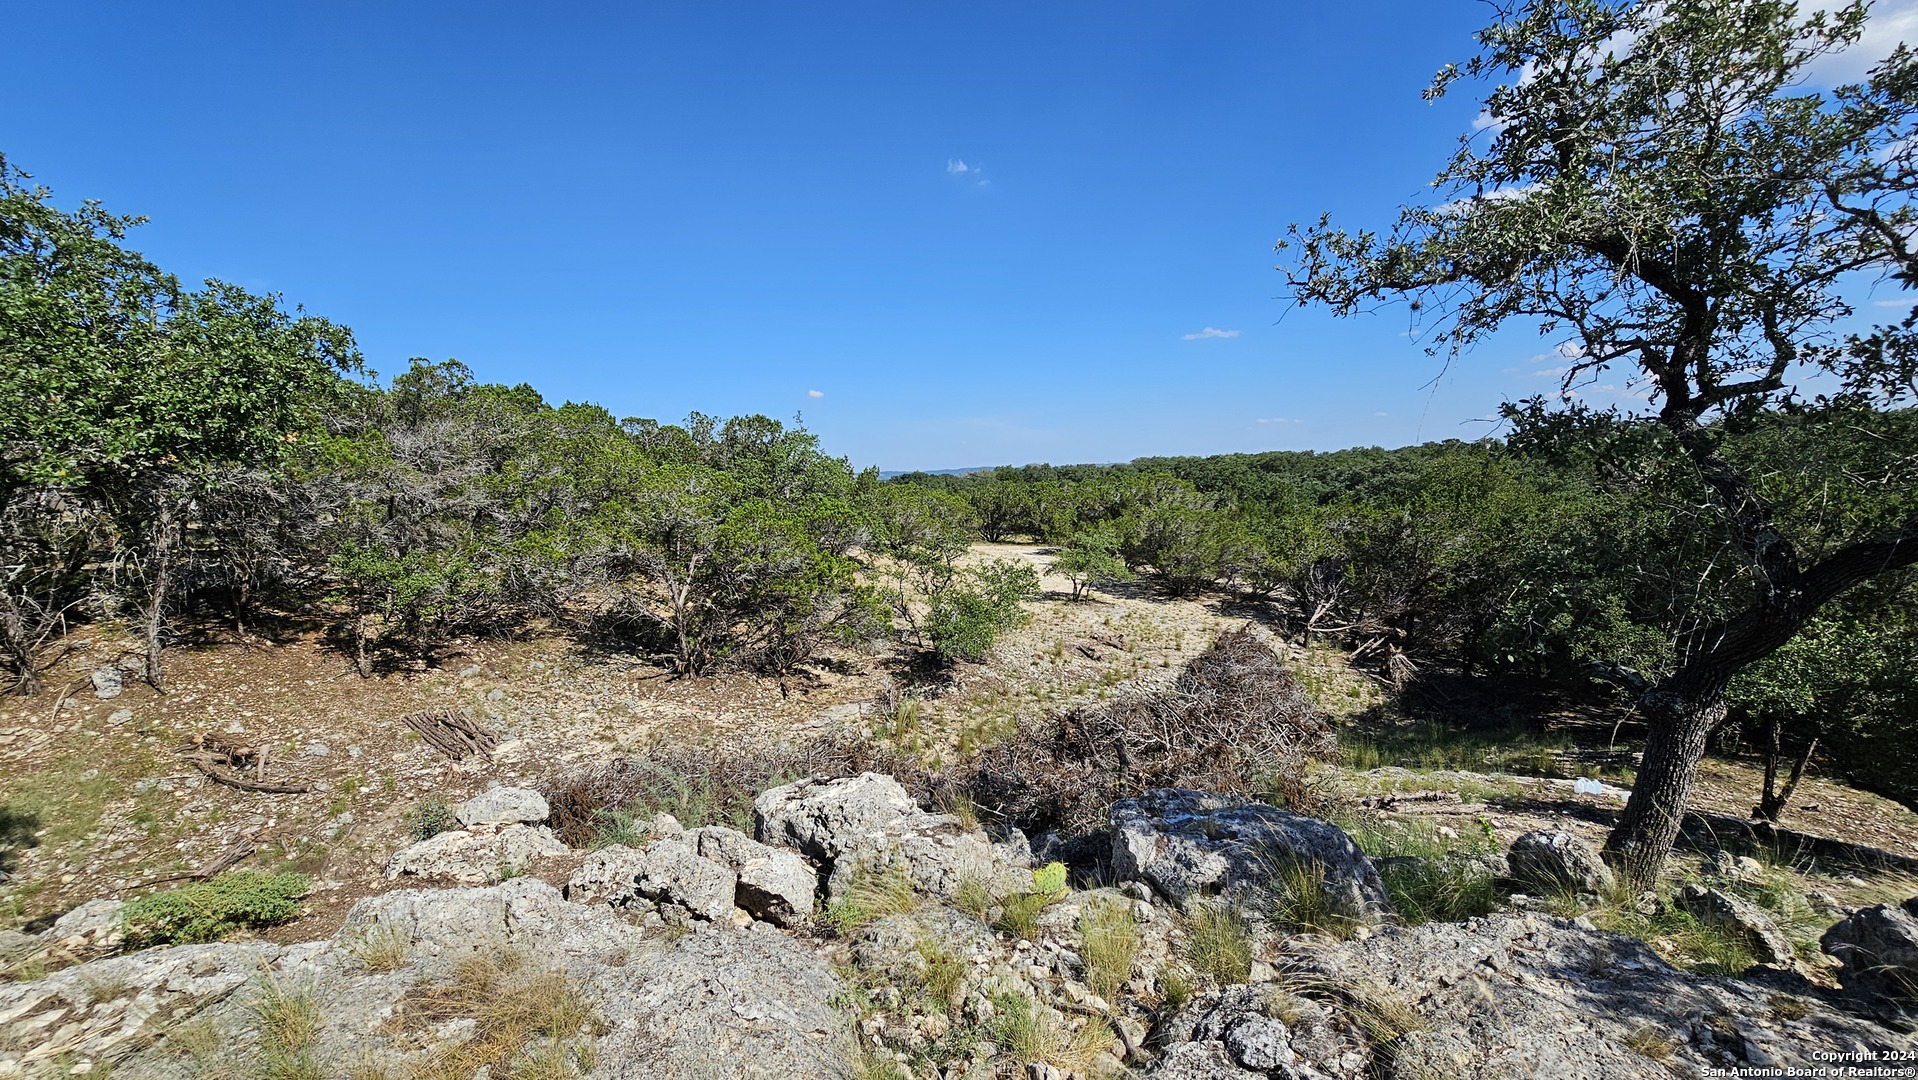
[1078, 898, 1142, 1001]
[1182, 901, 1253, 984]
[252, 974, 324, 1080]
[1377, 857, 1500, 924]
[995, 890, 1056, 941]
[1339, 721, 1574, 777]
[1591, 902, 1757, 976]
[916, 936, 968, 1009]
[825, 864, 918, 935]
[121, 871, 310, 948]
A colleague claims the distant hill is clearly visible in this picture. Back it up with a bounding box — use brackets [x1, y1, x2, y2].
[877, 466, 996, 480]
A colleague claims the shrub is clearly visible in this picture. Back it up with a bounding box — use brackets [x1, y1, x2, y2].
[120, 871, 310, 947]
[962, 629, 1337, 834]
[927, 560, 1039, 663]
[406, 796, 455, 842]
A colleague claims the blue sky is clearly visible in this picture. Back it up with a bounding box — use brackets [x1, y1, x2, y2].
[6, 2, 1913, 470]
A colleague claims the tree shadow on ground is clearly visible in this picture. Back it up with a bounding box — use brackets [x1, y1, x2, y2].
[0, 805, 42, 878]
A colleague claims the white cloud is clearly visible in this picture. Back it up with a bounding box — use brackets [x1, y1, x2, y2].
[1875, 298, 1914, 307]
[1182, 326, 1241, 340]
[1806, 0, 1918, 85]
[947, 158, 991, 189]
[1255, 417, 1301, 425]
[806, 389, 824, 399]
[946, 159, 972, 175]
[1375, 411, 1390, 417]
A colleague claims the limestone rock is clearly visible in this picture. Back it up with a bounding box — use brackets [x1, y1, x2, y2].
[1675, 884, 1797, 968]
[1507, 829, 1616, 895]
[383, 823, 567, 884]
[1109, 788, 1390, 921]
[754, 772, 922, 860]
[453, 785, 550, 827]
[45, 899, 125, 954]
[89, 665, 124, 700]
[565, 844, 651, 907]
[755, 772, 1028, 902]
[693, 825, 817, 926]
[1823, 896, 1918, 1007]
[632, 839, 737, 921]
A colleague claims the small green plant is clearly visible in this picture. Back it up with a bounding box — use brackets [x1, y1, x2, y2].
[995, 890, 1054, 941]
[587, 808, 649, 849]
[953, 876, 993, 921]
[1157, 967, 1193, 1012]
[120, 871, 310, 947]
[1078, 898, 1142, 1001]
[1031, 861, 1069, 897]
[1263, 857, 1357, 938]
[916, 936, 968, 1008]
[406, 796, 455, 841]
[1182, 901, 1253, 984]
[825, 864, 918, 935]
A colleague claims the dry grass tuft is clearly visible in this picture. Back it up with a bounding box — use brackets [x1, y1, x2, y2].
[392, 947, 604, 1080]
[1079, 897, 1143, 1001]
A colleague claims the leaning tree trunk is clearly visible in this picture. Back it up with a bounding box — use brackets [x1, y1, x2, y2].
[1603, 685, 1726, 892]
[1755, 717, 1817, 824]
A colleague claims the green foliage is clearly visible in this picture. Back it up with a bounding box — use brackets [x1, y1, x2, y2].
[1030, 861, 1069, 897]
[925, 559, 1039, 663]
[120, 871, 310, 947]
[406, 796, 455, 842]
[1049, 527, 1131, 600]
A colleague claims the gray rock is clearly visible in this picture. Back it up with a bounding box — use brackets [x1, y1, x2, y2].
[1109, 789, 1391, 921]
[1254, 913, 1904, 1079]
[383, 824, 567, 884]
[693, 826, 817, 926]
[45, 898, 126, 954]
[1823, 896, 1918, 1007]
[106, 708, 134, 726]
[1675, 884, 1797, 968]
[754, 772, 922, 860]
[453, 785, 550, 827]
[89, 665, 124, 700]
[1159, 985, 1364, 1080]
[755, 772, 1028, 902]
[1507, 829, 1616, 895]
[565, 844, 652, 907]
[2, 879, 852, 1080]
[1151, 1042, 1265, 1080]
[632, 839, 737, 921]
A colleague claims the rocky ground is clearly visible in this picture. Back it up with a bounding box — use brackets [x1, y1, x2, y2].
[2, 774, 1911, 1079]
[3, 544, 1918, 1077]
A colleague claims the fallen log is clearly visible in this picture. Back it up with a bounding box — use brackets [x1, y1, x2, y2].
[402, 707, 501, 761]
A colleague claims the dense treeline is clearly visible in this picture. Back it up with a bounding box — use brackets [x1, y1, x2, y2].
[0, 158, 1036, 692]
[889, 422, 1918, 814]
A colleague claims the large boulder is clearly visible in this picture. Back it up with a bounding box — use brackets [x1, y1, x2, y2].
[1227, 912, 1905, 1079]
[383, 823, 567, 884]
[1674, 884, 1797, 969]
[754, 772, 923, 860]
[565, 843, 654, 907]
[693, 825, 817, 926]
[452, 785, 550, 827]
[1109, 789, 1391, 921]
[1823, 896, 1918, 1007]
[631, 838, 737, 922]
[1507, 829, 1616, 895]
[754, 773, 1029, 901]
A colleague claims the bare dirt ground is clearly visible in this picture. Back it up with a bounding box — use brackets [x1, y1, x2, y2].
[2, 541, 1914, 944]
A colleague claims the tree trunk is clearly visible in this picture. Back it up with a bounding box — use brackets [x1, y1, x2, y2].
[0, 589, 40, 696]
[1755, 729, 1817, 823]
[1603, 687, 1724, 892]
[144, 495, 180, 691]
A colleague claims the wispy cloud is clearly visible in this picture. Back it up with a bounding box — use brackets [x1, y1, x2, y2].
[1255, 417, 1301, 425]
[1375, 411, 1390, 417]
[806, 389, 824, 399]
[1875, 298, 1914, 308]
[1182, 326, 1241, 340]
[947, 158, 990, 188]
[1807, 0, 1918, 85]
